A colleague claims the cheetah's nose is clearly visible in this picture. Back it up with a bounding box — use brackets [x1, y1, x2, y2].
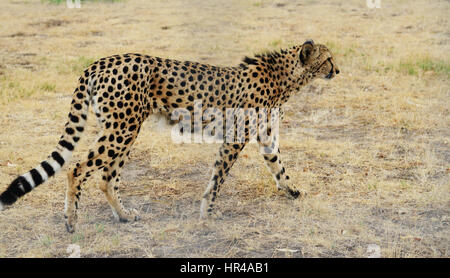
[336, 69, 340, 74]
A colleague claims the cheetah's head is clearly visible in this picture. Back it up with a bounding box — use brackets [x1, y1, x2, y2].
[299, 40, 340, 80]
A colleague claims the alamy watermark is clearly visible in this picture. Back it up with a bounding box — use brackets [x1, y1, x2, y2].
[168, 101, 280, 154]
[67, 0, 81, 9]
[366, 0, 381, 9]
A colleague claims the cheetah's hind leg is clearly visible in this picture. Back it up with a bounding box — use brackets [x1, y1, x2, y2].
[99, 157, 140, 223]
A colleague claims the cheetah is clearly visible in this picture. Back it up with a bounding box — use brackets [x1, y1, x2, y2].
[0, 40, 339, 232]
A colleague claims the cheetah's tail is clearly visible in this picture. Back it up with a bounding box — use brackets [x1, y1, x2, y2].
[0, 75, 93, 211]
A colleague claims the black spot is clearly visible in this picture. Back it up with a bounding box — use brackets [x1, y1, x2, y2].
[29, 169, 43, 187]
[59, 140, 74, 151]
[51, 151, 65, 167]
[88, 151, 95, 159]
[65, 127, 75, 135]
[124, 137, 133, 145]
[41, 161, 55, 177]
[70, 114, 79, 123]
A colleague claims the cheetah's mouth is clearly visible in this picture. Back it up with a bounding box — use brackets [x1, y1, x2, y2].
[325, 59, 334, 79]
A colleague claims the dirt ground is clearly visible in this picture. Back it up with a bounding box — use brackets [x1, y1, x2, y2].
[0, 0, 448, 257]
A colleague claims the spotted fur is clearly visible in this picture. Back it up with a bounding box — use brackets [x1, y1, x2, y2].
[0, 40, 339, 232]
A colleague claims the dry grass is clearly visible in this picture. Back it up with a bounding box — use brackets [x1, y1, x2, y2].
[0, 0, 448, 257]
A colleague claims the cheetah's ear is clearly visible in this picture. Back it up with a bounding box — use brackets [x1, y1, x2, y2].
[300, 39, 315, 65]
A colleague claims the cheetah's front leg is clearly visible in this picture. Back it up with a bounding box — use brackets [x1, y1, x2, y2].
[200, 142, 247, 218]
[257, 121, 305, 199]
[260, 146, 306, 199]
